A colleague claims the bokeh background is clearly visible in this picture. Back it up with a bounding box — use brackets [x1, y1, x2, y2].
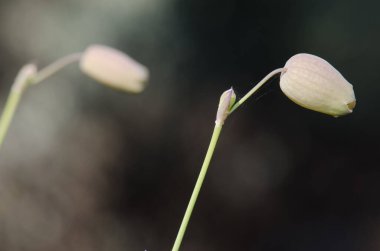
[0, 0, 379, 250]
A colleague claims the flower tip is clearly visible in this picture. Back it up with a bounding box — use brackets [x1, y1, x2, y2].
[347, 100, 356, 111]
[80, 44, 148, 93]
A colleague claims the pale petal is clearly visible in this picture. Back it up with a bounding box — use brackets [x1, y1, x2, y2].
[280, 53, 356, 117]
[80, 45, 148, 93]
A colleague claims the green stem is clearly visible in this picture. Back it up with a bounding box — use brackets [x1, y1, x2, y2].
[229, 68, 285, 113]
[172, 67, 286, 250]
[0, 88, 23, 149]
[0, 64, 35, 149]
[30, 53, 82, 84]
[172, 123, 223, 251]
[0, 53, 81, 150]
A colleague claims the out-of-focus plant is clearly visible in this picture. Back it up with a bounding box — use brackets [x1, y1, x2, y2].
[172, 53, 356, 251]
[0, 44, 148, 149]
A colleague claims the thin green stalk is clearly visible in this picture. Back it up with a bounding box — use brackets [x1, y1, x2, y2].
[0, 88, 23, 149]
[172, 123, 223, 251]
[31, 53, 82, 84]
[229, 68, 285, 113]
[0, 64, 36, 149]
[0, 53, 81, 150]
[172, 68, 285, 250]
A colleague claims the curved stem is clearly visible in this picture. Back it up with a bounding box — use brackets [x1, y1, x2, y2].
[172, 68, 286, 250]
[172, 124, 223, 251]
[30, 53, 82, 84]
[229, 68, 285, 113]
[0, 53, 82, 150]
[0, 64, 35, 149]
[0, 89, 23, 149]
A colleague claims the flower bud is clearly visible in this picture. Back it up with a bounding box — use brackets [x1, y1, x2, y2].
[80, 45, 148, 93]
[216, 88, 236, 126]
[279, 53, 356, 117]
[12, 64, 37, 93]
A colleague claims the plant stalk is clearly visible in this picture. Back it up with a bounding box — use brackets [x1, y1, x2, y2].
[172, 123, 223, 251]
[172, 67, 285, 250]
[0, 63, 36, 149]
[0, 88, 23, 149]
[31, 53, 82, 84]
[229, 68, 284, 113]
[0, 53, 81, 150]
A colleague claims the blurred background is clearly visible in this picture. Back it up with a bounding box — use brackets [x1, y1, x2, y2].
[0, 0, 379, 250]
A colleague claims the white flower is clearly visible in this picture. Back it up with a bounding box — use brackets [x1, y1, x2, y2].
[80, 45, 149, 93]
[279, 53, 356, 117]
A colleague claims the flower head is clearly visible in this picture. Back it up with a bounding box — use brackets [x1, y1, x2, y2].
[80, 45, 149, 93]
[279, 53, 356, 117]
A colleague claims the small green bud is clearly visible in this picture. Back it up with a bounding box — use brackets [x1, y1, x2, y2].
[80, 45, 149, 93]
[216, 88, 236, 126]
[12, 64, 37, 93]
[280, 53, 356, 117]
